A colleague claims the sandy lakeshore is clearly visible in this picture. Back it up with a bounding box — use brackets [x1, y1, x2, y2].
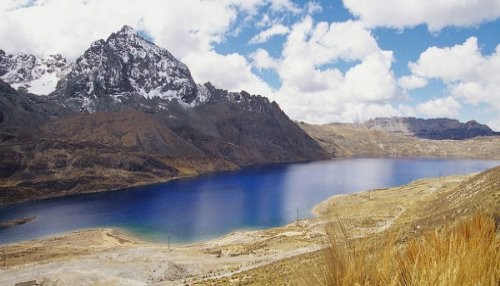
[0, 172, 482, 285]
[0, 222, 325, 285]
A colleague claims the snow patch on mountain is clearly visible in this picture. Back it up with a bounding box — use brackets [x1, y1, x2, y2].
[190, 84, 211, 106]
[0, 50, 69, 95]
[13, 71, 60, 95]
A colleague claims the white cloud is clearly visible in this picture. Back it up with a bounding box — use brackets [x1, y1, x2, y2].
[343, 0, 500, 31]
[409, 38, 483, 83]
[280, 18, 380, 66]
[273, 83, 405, 123]
[409, 37, 500, 110]
[0, 0, 33, 11]
[250, 24, 290, 44]
[250, 48, 278, 70]
[268, 0, 301, 14]
[487, 119, 500, 132]
[256, 13, 272, 27]
[397, 104, 417, 117]
[261, 17, 404, 123]
[416, 97, 461, 118]
[306, 1, 322, 15]
[227, 0, 265, 15]
[0, 0, 236, 59]
[342, 51, 398, 102]
[184, 51, 273, 96]
[398, 75, 428, 90]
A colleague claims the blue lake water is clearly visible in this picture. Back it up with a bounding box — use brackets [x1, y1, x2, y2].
[0, 158, 498, 244]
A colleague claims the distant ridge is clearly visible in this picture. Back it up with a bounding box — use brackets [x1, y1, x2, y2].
[363, 117, 498, 140]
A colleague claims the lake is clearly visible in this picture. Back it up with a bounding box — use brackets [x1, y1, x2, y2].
[0, 158, 498, 244]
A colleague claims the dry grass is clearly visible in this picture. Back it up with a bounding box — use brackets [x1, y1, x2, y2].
[303, 212, 499, 286]
[303, 220, 396, 285]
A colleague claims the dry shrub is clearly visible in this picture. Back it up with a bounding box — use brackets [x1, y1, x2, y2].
[397, 212, 499, 286]
[302, 212, 499, 286]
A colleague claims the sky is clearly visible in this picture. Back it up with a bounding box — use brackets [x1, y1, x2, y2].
[1, 0, 499, 130]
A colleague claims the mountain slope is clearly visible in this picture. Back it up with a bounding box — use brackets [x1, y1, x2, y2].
[418, 166, 500, 225]
[300, 122, 500, 159]
[41, 111, 205, 158]
[0, 26, 329, 204]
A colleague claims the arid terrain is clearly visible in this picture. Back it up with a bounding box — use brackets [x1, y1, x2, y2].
[300, 122, 500, 159]
[1, 166, 497, 285]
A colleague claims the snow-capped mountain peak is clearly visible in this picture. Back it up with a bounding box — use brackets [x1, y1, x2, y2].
[60, 25, 198, 108]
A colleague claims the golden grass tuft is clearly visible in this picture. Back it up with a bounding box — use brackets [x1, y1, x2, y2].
[304, 212, 499, 286]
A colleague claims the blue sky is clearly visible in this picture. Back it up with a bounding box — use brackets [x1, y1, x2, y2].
[209, 0, 500, 128]
[1, 0, 499, 129]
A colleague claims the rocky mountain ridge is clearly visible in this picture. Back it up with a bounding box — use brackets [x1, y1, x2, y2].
[363, 117, 498, 140]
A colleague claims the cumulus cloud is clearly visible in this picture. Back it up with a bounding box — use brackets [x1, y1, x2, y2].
[250, 48, 278, 70]
[343, 0, 500, 31]
[342, 51, 398, 102]
[409, 38, 484, 83]
[416, 97, 461, 118]
[263, 17, 404, 123]
[409, 37, 500, 110]
[184, 51, 273, 96]
[250, 24, 290, 44]
[0, 0, 236, 58]
[398, 75, 428, 90]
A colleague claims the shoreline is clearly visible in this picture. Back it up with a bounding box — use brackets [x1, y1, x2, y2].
[0, 174, 189, 207]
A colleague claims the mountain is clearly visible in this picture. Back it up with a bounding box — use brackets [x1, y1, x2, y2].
[0, 26, 329, 204]
[52, 25, 199, 112]
[0, 49, 69, 95]
[363, 117, 498, 140]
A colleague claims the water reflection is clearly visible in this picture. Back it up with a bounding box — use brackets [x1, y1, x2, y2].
[0, 158, 498, 244]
